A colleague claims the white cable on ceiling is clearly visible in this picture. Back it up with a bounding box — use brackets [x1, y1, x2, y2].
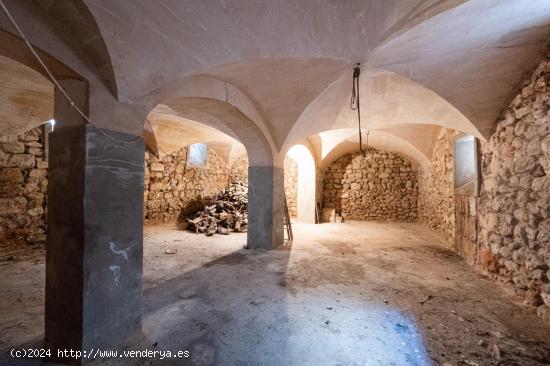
[0, 0, 143, 144]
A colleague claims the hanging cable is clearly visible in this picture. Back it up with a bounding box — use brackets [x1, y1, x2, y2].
[350, 63, 368, 154]
[0, 0, 143, 144]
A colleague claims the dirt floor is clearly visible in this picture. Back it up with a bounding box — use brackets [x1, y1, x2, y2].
[1, 221, 550, 365]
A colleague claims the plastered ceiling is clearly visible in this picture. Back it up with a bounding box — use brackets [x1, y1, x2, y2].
[0, 0, 549, 168]
[0, 54, 52, 136]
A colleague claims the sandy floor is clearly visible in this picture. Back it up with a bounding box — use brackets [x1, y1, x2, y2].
[1, 222, 550, 365]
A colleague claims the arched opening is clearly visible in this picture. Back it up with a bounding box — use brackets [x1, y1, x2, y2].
[322, 145, 418, 222]
[143, 104, 248, 231]
[0, 46, 54, 355]
[286, 145, 316, 224]
[138, 98, 290, 355]
[141, 95, 281, 250]
[2, 3, 550, 364]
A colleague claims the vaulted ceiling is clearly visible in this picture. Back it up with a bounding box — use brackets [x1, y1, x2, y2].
[0, 0, 549, 168]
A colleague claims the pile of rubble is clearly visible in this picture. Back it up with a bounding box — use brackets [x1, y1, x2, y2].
[186, 181, 248, 235]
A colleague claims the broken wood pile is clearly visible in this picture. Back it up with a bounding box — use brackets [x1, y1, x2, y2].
[186, 181, 248, 236]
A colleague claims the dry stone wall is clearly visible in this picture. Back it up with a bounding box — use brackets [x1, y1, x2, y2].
[478, 51, 550, 320]
[228, 154, 299, 217]
[417, 51, 550, 321]
[0, 126, 48, 247]
[284, 157, 298, 217]
[418, 129, 457, 242]
[323, 149, 418, 221]
[144, 147, 231, 224]
[229, 154, 248, 183]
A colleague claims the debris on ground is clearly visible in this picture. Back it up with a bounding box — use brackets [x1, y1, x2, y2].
[186, 181, 248, 236]
[418, 294, 434, 305]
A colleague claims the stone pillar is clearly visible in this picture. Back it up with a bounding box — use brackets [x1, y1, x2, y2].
[45, 80, 144, 362]
[247, 166, 284, 249]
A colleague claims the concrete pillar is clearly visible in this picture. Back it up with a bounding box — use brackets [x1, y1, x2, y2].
[247, 166, 284, 249]
[45, 80, 144, 362]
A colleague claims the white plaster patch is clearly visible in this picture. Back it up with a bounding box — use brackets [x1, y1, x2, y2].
[109, 241, 129, 260]
[109, 265, 121, 285]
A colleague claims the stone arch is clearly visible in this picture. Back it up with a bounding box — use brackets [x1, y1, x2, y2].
[140, 75, 277, 163]
[322, 145, 419, 222]
[80, 0, 467, 103]
[0, 0, 117, 96]
[145, 96, 281, 249]
[0, 30, 80, 80]
[286, 144, 316, 224]
[283, 67, 484, 154]
[159, 97, 272, 167]
[318, 128, 431, 169]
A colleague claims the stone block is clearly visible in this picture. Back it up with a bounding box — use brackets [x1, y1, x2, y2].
[150, 162, 164, 172]
[1, 141, 25, 153]
[36, 159, 48, 169]
[27, 147, 43, 156]
[21, 128, 41, 141]
[150, 182, 163, 191]
[28, 206, 44, 217]
[8, 154, 35, 168]
[0, 197, 27, 216]
[29, 169, 47, 179]
[0, 167, 24, 183]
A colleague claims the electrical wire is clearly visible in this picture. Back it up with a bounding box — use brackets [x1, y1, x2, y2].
[0, 0, 143, 144]
[350, 63, 368, 153]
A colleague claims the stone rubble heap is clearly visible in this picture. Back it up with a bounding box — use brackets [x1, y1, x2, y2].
[0, 126, 47, 246]
[323, 149, 418, 221]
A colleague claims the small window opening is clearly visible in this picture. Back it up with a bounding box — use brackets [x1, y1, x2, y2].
[43, 119, 55, 162]
[187, 143, 208, 168]
[453, 134, 479, 196]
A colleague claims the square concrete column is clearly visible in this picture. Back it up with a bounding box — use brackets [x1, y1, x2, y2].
[247, 166, 284, 249]
[45, 80, 144, 362]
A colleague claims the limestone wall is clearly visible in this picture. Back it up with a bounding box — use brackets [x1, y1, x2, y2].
[229, 154, 248, 182]
[284, 157, 298, 217]
[228, 155, 299, 218]
[417, 129, 457, 242]
[322, 149, 418, 221]
[478, 51, 550, 318]
[416, 52, 550, 321]
[144, 147, 231, 224]
[0, 126, 48, 246]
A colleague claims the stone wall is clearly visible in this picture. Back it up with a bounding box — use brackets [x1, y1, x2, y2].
[228, 155, 299, 218]
[478, 51, 550, 319]
[144, 147, 231, 224]
[284, 157, 298, 217]
[229, 154, 248, 182]
[454, 194, 479, 265]
[418, 129, 457, 242]
[0, 126, 48, 246]
[322, 149, 418, 221]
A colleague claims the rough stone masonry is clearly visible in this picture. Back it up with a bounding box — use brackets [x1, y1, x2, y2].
[418, 129, 457, 243]
[229, 154, 299, 217]
[323, 149, 418, 221]
[417, 50, 550, 322]
[144, 146, 231, 224]
[0, 125, 47, 247]
[478, 49, 550, 321]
